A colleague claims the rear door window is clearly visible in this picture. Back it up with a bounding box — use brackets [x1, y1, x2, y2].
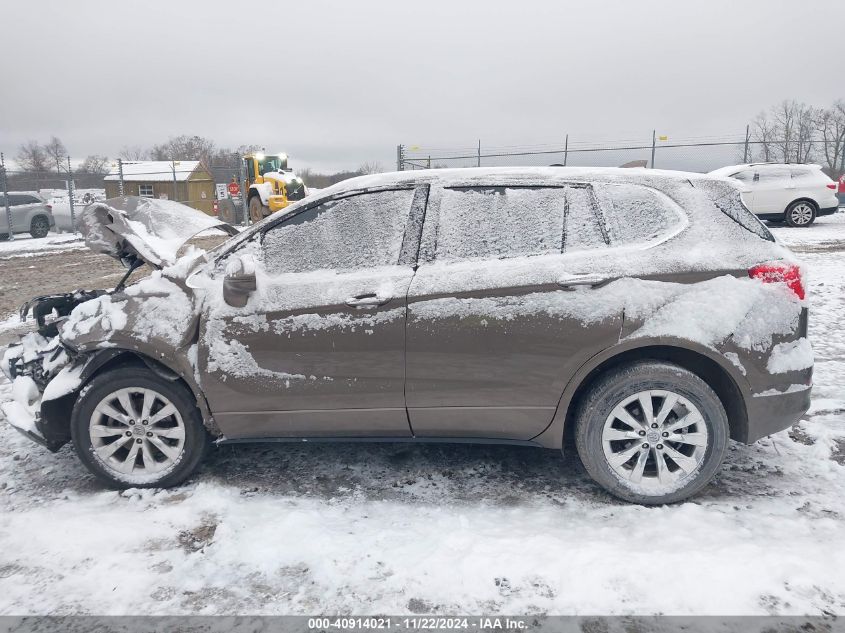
[430, 182, 682, 263]
[758, 166, 791, 183]
[434, 186, 567, 261]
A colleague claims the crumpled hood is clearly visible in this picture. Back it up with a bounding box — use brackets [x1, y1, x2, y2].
[79, 196, 238, 268]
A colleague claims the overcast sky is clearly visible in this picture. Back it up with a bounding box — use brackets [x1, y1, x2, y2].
[2, 0, 841, 172]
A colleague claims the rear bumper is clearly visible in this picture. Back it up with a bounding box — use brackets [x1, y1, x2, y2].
[817, 204, 839, 217]
[744, 382, 812, 443]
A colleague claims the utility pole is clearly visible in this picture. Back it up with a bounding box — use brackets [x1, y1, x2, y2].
[563, 134, 569, 167]
[1, 153, 13, 241]
[67, 156, 77, 235]
[477, 140, 481, 167]
[171, 159, 178, 202]
[118, 158, 125, 196]
[650, 129, 657, 169]
[743, 124, 750, 163]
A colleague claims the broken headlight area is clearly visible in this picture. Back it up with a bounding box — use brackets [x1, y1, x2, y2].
[20, 289, 107, 338]
[2, 332, 74, 388]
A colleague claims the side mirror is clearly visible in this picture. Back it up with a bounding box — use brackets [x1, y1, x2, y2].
[223, 254, 257, 308]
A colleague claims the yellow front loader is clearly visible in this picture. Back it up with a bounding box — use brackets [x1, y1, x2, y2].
[243, 153, 307, 223]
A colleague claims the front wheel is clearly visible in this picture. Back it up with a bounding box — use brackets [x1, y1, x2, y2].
[248, 195, 269, 223]
[71, 367, 209, 488]
[574, 361, 729, 504]
[784, 200, 816, 227]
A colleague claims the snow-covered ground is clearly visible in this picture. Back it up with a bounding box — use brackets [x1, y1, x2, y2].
[0, 213, 844, 616]
[0, 233, 85, 258]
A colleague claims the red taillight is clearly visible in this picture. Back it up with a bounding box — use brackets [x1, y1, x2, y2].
[46, 204, 52, 211]
[748, 263, 805, 300]
[826, 183, 837, 190]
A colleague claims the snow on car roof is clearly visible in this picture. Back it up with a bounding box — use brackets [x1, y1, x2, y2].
[103, 160, 203, 182]
[314, 166, 725, 197]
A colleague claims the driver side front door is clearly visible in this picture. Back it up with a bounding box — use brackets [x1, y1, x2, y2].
[198, 186, 428, 440]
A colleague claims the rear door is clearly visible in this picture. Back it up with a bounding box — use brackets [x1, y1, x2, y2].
[199, 186, 428, 439]
[405, 183, 625, 440]
[752, 166, 793, 214]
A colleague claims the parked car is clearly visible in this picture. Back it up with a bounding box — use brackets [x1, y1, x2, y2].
[1, 170, 812, 504]
[708, 163, 839, 227]
[0, 193, 56, 238]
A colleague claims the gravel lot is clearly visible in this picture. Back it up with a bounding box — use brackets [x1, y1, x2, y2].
[0, 216, 844, 616]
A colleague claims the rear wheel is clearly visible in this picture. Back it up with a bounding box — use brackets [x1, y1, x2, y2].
[784, 200, 816, 227]
[248, 195, 269, 223]
[574, 361, 729, 504]
[71, 367, 209, 488]
[29, 215, 49, 238]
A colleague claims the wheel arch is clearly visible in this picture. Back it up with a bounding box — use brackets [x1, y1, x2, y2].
[532, 339, 751, 451]
[785, 197, 819, 213]
[39, 348, 219, 449]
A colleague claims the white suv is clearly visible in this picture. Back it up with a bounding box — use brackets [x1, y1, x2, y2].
[709, 163, 840, 227]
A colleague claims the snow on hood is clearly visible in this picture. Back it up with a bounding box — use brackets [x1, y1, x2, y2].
[79, 196, 237, 269]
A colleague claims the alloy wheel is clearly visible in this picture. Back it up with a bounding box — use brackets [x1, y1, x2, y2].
[89, 387, 186, 482]
[601, 389, 709, 492]
[789, 203, 814, 226]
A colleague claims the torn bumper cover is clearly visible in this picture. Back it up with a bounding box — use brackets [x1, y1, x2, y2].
[1, 332, 87, 451]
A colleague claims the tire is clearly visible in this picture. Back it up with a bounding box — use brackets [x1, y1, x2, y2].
[29, 215, 50, 238]
[70, 367, 209, 489]
[574, 361, 729, 505]
[784, 200, 816, 227]
[248, 195, 269, 223]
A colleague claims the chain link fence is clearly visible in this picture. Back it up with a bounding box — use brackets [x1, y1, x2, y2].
[0, 157, 251, 239]
[397, 132, 845, 179]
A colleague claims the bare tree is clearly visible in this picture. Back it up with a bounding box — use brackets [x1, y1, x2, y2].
[118, 145, 147, 161]
[150, 135, 216, 164]
[16, 140, 49, 173]
[78, 155, 110, 175]
[770, 100, 817, 164]
[750, 111, 777, 162]
[815, 101, 845, 178]
[44, 136, 68, 174]
[357, 161, 384, 175]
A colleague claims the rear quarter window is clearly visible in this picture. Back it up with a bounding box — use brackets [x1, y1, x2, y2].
[591, 183, 685, 246]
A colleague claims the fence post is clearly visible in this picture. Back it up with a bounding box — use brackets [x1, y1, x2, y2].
[650, 130, 656, 169]
[477, 140, 481, 167]
[396, 145, 404, 171]
[239, 160, 248, 225]
[1, 152, 13, 241]
[563, 134, 569, 166]
[67, 156, 76, 235]
[743, 125, 750, 163]
[118, 158, 125, 196]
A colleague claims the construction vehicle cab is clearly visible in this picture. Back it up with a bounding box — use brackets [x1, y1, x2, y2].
[244, 153, 307, 223]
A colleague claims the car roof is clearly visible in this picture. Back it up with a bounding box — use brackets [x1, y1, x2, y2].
[317, 166, 716, 197]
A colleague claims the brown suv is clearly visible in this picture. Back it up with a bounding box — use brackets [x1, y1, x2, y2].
[0, 168, 812, 503]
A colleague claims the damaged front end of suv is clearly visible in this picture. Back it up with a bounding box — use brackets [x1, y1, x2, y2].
[0, 196, 237, 452]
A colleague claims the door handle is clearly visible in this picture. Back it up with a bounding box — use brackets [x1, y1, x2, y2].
[557, 275, 613, 290]
[345, 293, 390, 308]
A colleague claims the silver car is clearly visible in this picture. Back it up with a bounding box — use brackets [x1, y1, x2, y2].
[0, 193, 56, 238]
